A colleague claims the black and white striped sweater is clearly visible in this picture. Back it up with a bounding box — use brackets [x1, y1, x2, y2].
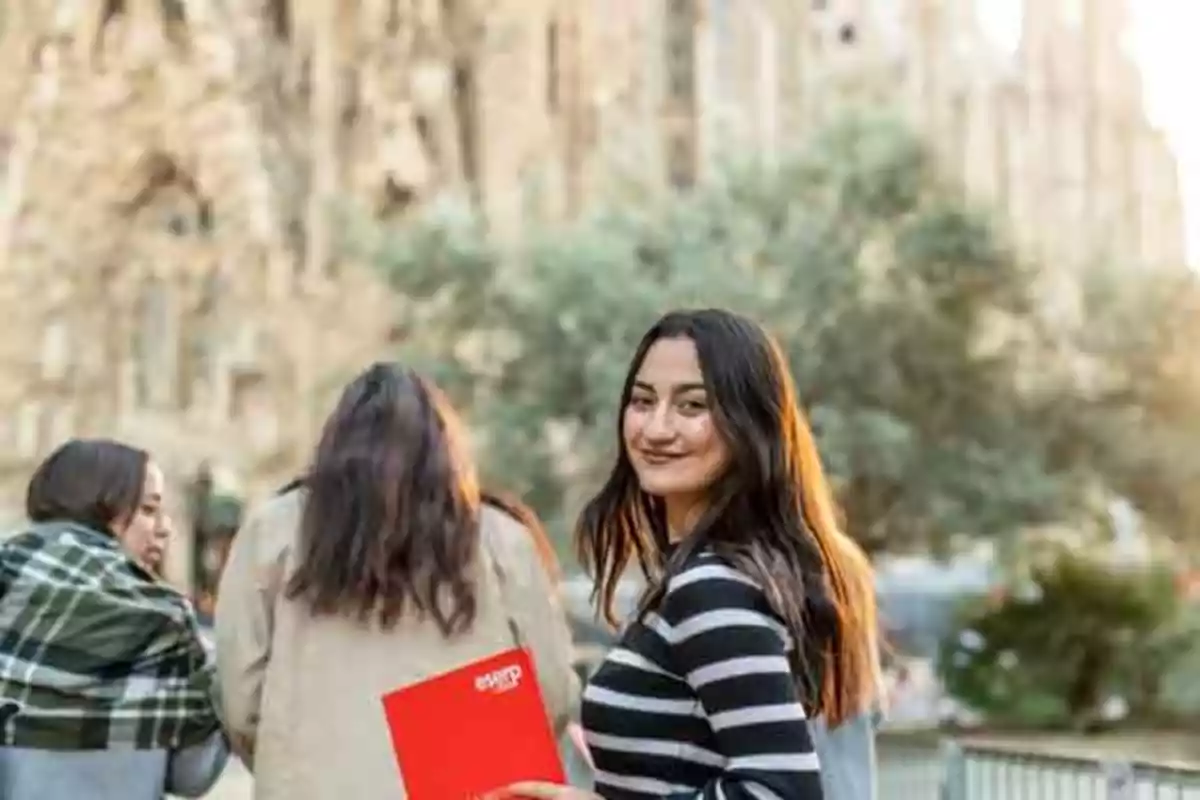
[580, 551, 823, 799]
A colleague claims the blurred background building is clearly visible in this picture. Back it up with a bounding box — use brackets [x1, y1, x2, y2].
[0, 0, 1184, 581]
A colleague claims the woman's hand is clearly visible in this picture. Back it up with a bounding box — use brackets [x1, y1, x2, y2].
[488, 782, 601, 800]
[566, 722, 593, 768]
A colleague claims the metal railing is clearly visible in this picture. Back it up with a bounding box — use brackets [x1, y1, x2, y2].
[879, 736, 1200, 799]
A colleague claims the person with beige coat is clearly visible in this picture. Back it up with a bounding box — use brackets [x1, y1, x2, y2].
[213, 363, 580, 799]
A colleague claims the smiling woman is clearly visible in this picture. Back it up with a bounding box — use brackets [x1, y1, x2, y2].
[499, 309, 882, 800]
[623, 338, 729, 534]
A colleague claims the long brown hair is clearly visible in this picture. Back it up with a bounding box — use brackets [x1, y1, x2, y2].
[26, 438, 149, 534]
[285, 363, 481, 636]
[794, 412, 883, 719]
[576, 309, 879, 725]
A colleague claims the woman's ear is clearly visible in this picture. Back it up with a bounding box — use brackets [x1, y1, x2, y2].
[108, 513, 130, 538]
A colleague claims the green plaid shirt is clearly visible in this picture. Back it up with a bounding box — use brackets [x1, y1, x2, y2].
[0, 521, 220, 750]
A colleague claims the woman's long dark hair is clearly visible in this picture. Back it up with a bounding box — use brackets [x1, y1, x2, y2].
[281, 476, 558, 585]
[576, 308, 879, 725]
[284, 362, 481, 636]
[26, 438, 149, 534]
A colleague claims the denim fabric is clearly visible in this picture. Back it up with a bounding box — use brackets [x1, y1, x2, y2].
[810, 711, 879, 800]
[0, 730, 229, 800]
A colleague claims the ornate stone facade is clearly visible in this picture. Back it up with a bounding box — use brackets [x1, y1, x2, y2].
[0, 2, 403, 561]
[536, 1, 1184, 272]
[676, 0, 1186, 272]
[0, 0, 592, 578]
[0, 1, 1185, 578]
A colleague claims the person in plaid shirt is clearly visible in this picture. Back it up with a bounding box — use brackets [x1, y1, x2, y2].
[0, 438, 229, 799]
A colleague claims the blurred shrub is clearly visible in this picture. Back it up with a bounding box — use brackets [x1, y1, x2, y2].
[938, 549, 1193, 730]
[1159, 604, 1200, 719]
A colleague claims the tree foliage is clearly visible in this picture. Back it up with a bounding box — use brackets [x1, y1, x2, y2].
[938, 549, 1194, 729]
[366, 110, 1200, 557]
[1046, 263, 1200, 541]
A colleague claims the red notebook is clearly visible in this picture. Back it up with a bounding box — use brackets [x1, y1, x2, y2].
[382, 647, 565, 799]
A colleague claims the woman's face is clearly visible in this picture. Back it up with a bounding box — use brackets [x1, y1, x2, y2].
[112, 460, 169, 574]
[622, 337, 730, 507]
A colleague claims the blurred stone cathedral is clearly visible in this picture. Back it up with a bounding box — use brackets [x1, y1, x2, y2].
[0, 1, 1184, 579]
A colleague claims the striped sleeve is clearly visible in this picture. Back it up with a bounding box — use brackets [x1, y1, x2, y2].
[651, 559, 823, 800]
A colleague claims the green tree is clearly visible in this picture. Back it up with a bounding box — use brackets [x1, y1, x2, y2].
[367, 111, 1192, 557]
[1049, 264, 1200, 541]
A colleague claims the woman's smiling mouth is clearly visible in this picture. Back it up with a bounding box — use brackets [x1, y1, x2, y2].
[638, 451, 685, 466]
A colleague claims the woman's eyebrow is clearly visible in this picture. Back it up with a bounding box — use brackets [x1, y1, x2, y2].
[632, 380, 706, 393]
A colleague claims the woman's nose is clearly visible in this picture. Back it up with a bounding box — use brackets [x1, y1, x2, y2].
[642, 405, 677, 442]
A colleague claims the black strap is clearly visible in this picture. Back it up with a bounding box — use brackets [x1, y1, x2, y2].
[482, 534, 523, 647]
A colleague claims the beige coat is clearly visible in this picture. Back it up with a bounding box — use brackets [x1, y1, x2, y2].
[213, 490, 579, 799]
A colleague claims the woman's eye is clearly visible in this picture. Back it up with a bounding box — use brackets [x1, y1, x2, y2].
[678, 399, 708, 414]
[629, 395, 654, 409]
